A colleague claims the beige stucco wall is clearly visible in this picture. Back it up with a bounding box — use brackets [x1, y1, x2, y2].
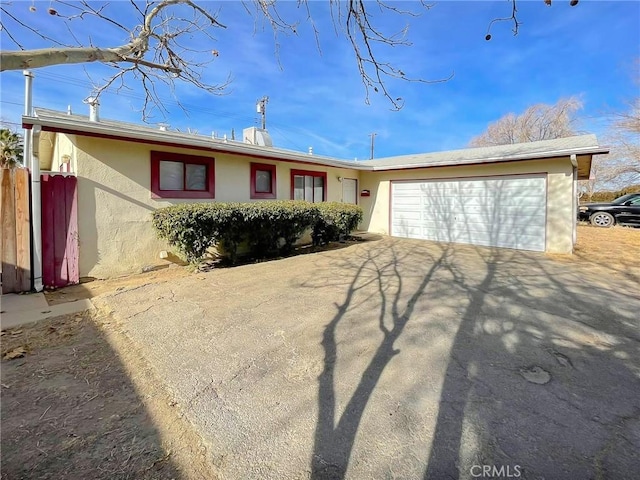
[359, 158, 575, 254]
[36, 132, 77, 173]
[69, 135, 360, 278]
[36, 131, 56, 171]
[59, 131, 576, 278]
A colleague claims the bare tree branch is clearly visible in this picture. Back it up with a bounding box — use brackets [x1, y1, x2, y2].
[485, 0, 579, 41]
[0, 6, 76, 48]
[486, 0, 520, 41]
[0, 46, 182, 72]
[339, 0, 451, 109]
[0, 0, 574, 117]
[0, 0, 231, 118]
[599, 90, 640, 189]
[469, 97, 584, 147]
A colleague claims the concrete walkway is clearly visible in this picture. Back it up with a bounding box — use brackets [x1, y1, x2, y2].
[1, 292, 93, 330]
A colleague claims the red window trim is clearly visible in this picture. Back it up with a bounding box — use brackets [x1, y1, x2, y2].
[150, 151, 215, 199]
[250, 162, 277, 199]
[290, 169, 328, 202]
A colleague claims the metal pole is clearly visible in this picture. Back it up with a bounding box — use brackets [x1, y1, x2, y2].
[258, 96, 268, 130]
[369, 133, 377, 160]
[23, 71, 33, 170]
[24, 70, 43, 292]
[571, 154, 578, 250]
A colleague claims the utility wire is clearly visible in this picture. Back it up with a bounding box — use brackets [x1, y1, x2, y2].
[2, 73, 351, 155]
[34, 71, 255, 123]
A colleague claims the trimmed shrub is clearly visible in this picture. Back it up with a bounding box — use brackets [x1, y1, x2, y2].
[312, 202, 363, 246]
[151, 202, 245, 262]
[153, 201, 318, 263]
[242, 201, 319, 257]
[152, 200, 363, 264]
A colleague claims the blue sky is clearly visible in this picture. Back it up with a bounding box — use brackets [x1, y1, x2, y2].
[1, 1, 639, 160]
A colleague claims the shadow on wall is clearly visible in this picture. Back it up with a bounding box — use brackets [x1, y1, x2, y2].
[393, 177, 545, 252]
[0, 313, 209, 478]
[77, 178, 157, 276]
[298, 233, 639, 478]
[75, 139, 213, 276]
[357, 179, 380, 233]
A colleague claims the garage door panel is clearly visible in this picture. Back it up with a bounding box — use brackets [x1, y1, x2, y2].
[416, 221, 545, 237]
[392, 211, 422, 221]
[420, 203, 545, 216]
[393, 186, 425, 196]
[415, 178, 543, 191]
[400, 212, 546, 226]
[457, 212, 546, 223]
[454, 200, 545, 208]
[391, 175, 547, 252]
[393, 224, 423, 238]
[411, 221, 545, 236]
[419, 228, 454, 243]
[422, 192, 546, 204]
[437, 206, 543, 218]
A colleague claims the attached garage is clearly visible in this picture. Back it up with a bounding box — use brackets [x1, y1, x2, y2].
[358, 135, 609, 254]
[390, 175, 547, 252]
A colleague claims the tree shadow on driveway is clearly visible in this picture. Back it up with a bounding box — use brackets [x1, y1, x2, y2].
[423, 247, 640, 479]
[309, 241, 452, 478]
[300, 238, 640, 479]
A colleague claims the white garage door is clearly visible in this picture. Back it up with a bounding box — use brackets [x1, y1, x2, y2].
[391, 175, 547, 252]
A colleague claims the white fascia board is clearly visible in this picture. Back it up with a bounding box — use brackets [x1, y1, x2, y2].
[368, 146, 610, 171]
[23, 113, 610, 173]
[22, 114, 369, 171]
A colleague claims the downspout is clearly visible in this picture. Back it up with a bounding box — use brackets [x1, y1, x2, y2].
[570, 154, 578, 250]
[24, 70, 43, 292]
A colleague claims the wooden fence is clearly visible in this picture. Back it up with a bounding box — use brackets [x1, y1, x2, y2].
[1, 168, 31, 294]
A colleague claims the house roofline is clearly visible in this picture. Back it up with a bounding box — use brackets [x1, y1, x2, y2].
[368, 145, 610, 171]
[22, 115, 368, 171]
[23, 112, 609, 173]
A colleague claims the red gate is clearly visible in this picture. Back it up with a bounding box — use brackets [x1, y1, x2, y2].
[41, 174, 79, 289]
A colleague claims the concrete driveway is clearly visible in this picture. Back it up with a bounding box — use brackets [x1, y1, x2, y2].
[95, 237, 640, 479]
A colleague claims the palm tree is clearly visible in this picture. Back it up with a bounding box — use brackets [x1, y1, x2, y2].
[0, 128, 24, 168]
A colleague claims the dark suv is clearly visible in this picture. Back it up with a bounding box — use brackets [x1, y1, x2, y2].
[579, 193, 640, 227]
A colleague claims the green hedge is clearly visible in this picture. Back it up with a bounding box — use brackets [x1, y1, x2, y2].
[152, 201, 363, 264]
[312, 202, 363, 246]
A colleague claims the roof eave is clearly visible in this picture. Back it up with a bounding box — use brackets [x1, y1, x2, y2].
[22, 114, 369, 171]
[23, 113, 610, 173]
[368, 146, 610, 171]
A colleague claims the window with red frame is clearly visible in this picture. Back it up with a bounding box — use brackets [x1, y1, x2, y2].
[150, 151, 215, 199]
[290, 169, 326, 203]
[250, 162, 277, 199]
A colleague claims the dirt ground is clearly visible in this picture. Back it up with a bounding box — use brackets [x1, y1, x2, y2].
[44, 264, 191, 306]
[563, 224, 640, 283]
[1, 226, 637, 478]
[1, 310, 217, 479]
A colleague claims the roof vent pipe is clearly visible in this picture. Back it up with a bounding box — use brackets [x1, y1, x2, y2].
[308, 146, 313, 155]
[67, 105, 72, 115]
[23, 70, 34, 116]
[85, 97, 99, 122]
